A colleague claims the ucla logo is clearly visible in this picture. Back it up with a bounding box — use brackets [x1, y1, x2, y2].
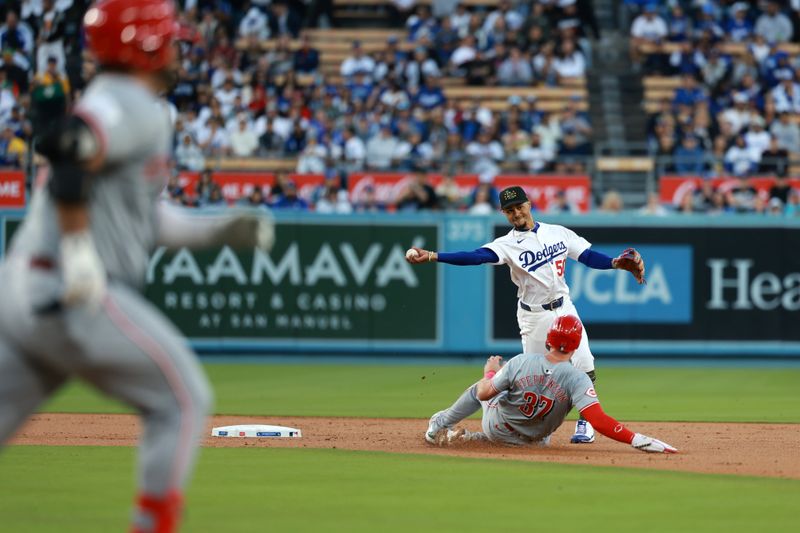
[519, 242, 567, 272]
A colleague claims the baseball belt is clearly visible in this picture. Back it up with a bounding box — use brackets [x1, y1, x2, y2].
[520, 297, 564, 312]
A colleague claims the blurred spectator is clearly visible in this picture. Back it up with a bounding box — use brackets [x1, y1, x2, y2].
[0, 124, 26, 167]
[465, 129, 503, 175]
[760, 138, 789, 177]
[726, 3, 753, 43]
[341, 41, 375, 79]
[205, 184, 226, 207]
[599, 190, 624, 214]
[501, 117, 530, 154]
[396, 172, 439, 210]
[547, 189, 578, 214]
[517, 132, 554, 172]
[692, 181, 716, 213]
[435, 175, 464, 210]
[297, 136, 328, 173]
[239, 5, 270, 41]
[726, 177, 758, 213]
[0, 11, 34, 58]
[197, 118, 231, 157]
[674, 136, 706, 175]
[766, 197, 784, 216]
[341, 126, 366, 172]
[36, 0, 67, 75]
[719, 92, 755, 135]
[30, 56, 69, 132]
[0, 48, 29, 96]
[552, 39, 585, 81]
[194, 169, 216, 205]
[293, 33, 320, 74]
[555, 132, 588, 173]
[744, 118, 771, 162]
[230, 116, 259, 157]
[673, 74, 707, 108]
[468, 183, 495, 215]
[754, 1, 793, 43]
[769, 175, 792, 204]
[630, 4, 667, 70]
[175, 133, 205, 171]
[272, 181, 309, 209]
[677, 190, 696, 214]
[637, 192, 669, 216]
[450, 35, 477, 70]
[770, 73, 800, 114]
[724, 135, 757, 176]
[316, 187, 353, 214]
[770, 111, 800, 153]
[243, 187, 269, 208]
[366, 124, 399, 169]
[497, 46, 533, 86]
[353, 185, 386, 212]
[269, 2, 302, 38]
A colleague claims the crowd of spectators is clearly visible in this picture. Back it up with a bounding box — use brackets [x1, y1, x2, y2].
[169, 0, 598, 177]
[4, 0, 800, 215]
[0, 1, 598, 181]
[637, 0, 800, 206]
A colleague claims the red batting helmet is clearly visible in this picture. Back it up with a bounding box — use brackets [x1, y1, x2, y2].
[546, 315, 583, 353]
[83, 0, 177, 72]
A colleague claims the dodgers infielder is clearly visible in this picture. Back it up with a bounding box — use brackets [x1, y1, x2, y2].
[0, 2, 272, 532]
[407, 186, 645, 445]
[425, 315, 676, 453]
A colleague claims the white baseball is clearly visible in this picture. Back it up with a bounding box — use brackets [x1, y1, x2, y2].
[406, 248, 419, 260]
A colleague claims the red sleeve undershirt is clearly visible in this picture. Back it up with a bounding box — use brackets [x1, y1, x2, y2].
[579, 403, 636, 444]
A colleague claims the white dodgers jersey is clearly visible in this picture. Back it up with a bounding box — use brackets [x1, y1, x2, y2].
[482, 221, 591, 306]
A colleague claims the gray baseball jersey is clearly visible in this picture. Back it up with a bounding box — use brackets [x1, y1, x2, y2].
[10, 73, 172, 290]
[0, 73, 211, 500]
[482, 353, 598, 444]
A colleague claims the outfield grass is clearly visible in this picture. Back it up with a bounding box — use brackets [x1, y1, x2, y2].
[0, 446, 797, 533]
[41, 364, 800, 423]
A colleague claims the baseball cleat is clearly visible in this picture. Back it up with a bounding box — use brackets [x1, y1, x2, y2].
[570, 419, 595, 444]
[425, 410, 448, 444]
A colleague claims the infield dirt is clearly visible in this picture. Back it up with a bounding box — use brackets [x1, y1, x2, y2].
[11, 414, 799, 479]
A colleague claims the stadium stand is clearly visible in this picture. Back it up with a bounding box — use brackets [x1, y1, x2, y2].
[2, 0, 800, 215]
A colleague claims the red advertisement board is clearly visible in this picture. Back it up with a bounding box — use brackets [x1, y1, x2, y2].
[176, 172, 326, 203]
[0, 170, 26, 208]
[348, 173, 591, 212]
[659, 175, 800, 205]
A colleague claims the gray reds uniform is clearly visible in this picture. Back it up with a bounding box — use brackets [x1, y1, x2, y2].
[432, 352, 597, 446]
[0, 73, 212, 496]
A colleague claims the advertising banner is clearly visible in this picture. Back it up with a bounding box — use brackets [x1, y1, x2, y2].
[0, 170, 26, 208]
[144, 221, 439, 342]
[492, 224, 800, 342]
[659, 175, 800, 206]
[348, 173, 591, 212]
[176, 171, 326, 203]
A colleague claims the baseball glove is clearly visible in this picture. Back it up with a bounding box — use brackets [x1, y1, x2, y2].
[612, 248, 646, 284]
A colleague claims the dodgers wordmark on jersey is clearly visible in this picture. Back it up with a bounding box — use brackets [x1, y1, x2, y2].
[482, 221, 591, 307]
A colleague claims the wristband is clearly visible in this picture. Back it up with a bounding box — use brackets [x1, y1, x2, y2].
[428, 251, 433, 262]
[484, 370, 496, 380]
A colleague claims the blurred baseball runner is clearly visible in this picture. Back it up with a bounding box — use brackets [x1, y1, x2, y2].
[425, 315, 677, 454]
[407, 186, 645, 445]
[0, 1, 273, 532]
